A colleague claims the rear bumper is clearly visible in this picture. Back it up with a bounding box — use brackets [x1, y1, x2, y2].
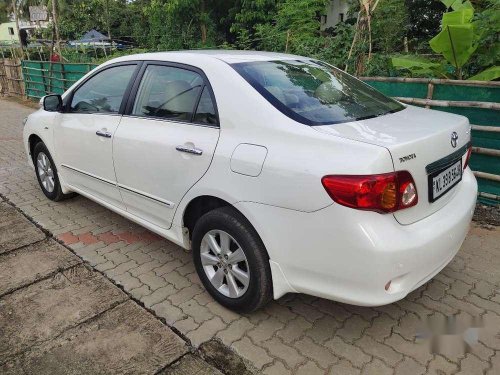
[235, 168, 477, 306]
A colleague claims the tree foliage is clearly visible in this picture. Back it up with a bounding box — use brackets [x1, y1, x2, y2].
[4, 0, 497, 80]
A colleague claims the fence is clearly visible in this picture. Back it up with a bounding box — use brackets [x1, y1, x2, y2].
[0, 58, 24, 97]
[21, 61, 97, 100]
[361, 77, 500, 204]
[2, 60, 499, 204]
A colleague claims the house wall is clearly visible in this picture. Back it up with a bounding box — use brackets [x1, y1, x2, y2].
[0, 22, 18, 44]
[321, 0, 349, 30]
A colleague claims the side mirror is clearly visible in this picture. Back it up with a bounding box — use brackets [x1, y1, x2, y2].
[43, 94, 63, 112]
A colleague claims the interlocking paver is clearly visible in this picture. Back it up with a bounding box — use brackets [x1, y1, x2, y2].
[216, 317, 255, 346]
[276, 316, 313, 343]
[456, 354, 489, 375]
[247, 317, 285, 343]
[328, 359, 361, 374]
[294, 336, 337, 369]
[324, 336, 372, 368]
[170, 284, 204, 306]
[143, 284, 177, 308]
[394, 357, 426, 375]
[364, 313, 398, 342]
[427, 355, 458, 375]
[261, 337, 306, 368]
[295, 361, 323, 375]
[303, 316, 341, 346]
[186, 316, 226, 346]
[384, 333, 433, 366]
[173, 316, 200, 333]
[362, 358, 394, 375]
[178, 299, 213, 324]
[263, 361, 291, 375]
[356, 335, 403, 366]
[336, 315, 371, 343]
[232, 337, 274, 370]
[1, 98, 499, 374]
[151, 299, 186, 325]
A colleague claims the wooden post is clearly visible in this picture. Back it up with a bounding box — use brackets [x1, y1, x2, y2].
[425, 82, 434, 109]
[11, 0, 25, 59]
[285, 30, 290, 53]
[51, 0, 63, 60]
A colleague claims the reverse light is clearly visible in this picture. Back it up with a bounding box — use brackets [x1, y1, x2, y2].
[321, 171, 418, 213]
[463, 145, 472, 170]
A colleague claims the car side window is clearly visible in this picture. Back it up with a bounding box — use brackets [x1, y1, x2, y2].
[132, 65, 203, 122]
[193, 86, 217, 125]
[70, 65, 136, 114]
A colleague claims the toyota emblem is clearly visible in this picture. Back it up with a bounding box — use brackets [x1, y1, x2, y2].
[451, 132, 458, 148]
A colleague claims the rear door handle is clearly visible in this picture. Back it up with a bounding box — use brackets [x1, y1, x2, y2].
[176, 145, 203, 156]
[96, 130, 112, 138]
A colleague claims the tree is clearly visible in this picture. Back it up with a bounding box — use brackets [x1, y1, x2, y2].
[371, 0, 409, 54]
[405, 0, 446, 50]
[0, 0, 10, 23]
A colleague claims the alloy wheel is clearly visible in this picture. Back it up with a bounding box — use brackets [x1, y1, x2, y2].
[200, 229, 250, 298]
[36, 152, 55, 193]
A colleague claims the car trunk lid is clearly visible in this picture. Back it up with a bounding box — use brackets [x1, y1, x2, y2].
[313, 105, 471, 224]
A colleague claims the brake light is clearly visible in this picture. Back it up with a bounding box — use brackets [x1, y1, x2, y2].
[321, 171, 418, 213]
[463, 146, 472, 170]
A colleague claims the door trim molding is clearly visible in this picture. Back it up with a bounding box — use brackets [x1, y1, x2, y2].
[117, 184, 175, 208]
[61, 164, 116, 186]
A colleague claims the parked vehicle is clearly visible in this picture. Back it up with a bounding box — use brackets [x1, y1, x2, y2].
[23, 51, 477, 312]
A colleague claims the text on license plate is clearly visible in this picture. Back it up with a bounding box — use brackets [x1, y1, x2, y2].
[431, 160, 462, 201]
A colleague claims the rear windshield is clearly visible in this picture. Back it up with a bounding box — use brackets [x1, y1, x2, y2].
[232, 60, 404, 125]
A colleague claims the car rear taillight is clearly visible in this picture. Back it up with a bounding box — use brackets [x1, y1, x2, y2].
[463, 146, 472, 170]
[321, 171, 418, 213]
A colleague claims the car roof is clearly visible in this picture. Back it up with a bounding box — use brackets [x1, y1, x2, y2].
[108, 50, 307, 65]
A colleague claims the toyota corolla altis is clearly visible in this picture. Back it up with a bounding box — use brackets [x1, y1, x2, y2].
[23, 51, 477, 312]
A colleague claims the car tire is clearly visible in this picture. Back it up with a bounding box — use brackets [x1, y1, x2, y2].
[192, 206, 273, 313]
[33, 142, 75, 201]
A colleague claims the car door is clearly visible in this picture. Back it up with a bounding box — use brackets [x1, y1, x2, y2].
[54, 63, 139, 209]
[113, 62, 220, 229]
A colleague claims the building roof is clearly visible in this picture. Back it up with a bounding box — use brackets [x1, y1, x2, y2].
[79, 29, 109, 42]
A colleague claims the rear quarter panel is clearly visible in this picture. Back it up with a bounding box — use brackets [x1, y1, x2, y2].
[173, 61, 396, 225]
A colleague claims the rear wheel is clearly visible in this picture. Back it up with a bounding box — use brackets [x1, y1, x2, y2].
[33, 142, 75, 201]
[192, 206, 272, 313]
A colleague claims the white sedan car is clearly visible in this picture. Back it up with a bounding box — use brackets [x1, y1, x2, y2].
[23, 51, 477, 312]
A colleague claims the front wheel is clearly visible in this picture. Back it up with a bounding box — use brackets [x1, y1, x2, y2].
[33, 142, 75, 201]
[192, 207, 273, 313]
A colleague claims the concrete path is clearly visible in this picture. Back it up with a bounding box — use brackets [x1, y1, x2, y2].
[1, 97, 499, 374]
[0, 194, 219, 374]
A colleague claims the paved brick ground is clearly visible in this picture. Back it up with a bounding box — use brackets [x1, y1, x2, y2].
[1, 98, 499, 374]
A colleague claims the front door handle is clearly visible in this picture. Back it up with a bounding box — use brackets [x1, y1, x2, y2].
[176, 145, 203, 156]
[96, 130, 112, 138]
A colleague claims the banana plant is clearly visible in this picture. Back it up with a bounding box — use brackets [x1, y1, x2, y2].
[391, 0, 499, 80]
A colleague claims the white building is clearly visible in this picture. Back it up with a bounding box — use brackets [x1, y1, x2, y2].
[321, 0, 350, 30]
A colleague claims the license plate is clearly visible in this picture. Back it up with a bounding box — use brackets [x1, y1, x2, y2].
[429, 159, 462, 202]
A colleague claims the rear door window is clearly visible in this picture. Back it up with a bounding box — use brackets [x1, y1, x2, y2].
[132, 65, 204, 122]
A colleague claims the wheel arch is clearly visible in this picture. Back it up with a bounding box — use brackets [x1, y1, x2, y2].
[28, 133, 44, 162]
[182, 195, 232, 240]
[181, 195, 271, 259]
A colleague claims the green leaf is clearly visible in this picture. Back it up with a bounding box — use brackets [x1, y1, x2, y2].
[468, 66, 500, 81]
[451, 0, 473, 11]
[440, 0, 456, 8]
[391, 56, 441, 74]
[442, 8, 474, 28]
[430, 24, 477, 68]
[440, 0, 474, 11]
